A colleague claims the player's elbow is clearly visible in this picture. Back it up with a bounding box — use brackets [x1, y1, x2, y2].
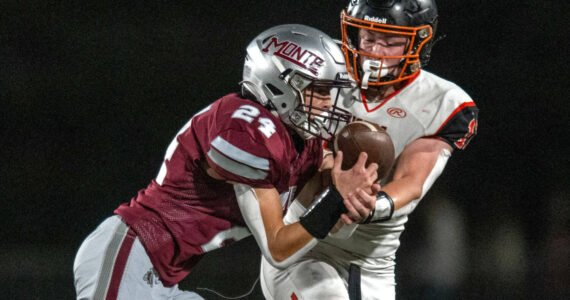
[263, 238, 318, 269]
[265, 242, 304, 269]
[267, 246, 289, 264]
[409, 184, 423, 200]
[264, 250, 293, 270]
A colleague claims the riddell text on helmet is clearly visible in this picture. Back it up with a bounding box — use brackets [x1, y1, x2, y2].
[364, 15, 387, 24]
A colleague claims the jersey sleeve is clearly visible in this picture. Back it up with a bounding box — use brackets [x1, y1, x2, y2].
[205, 130, 271, 188]
[204, 110, 288, 188]
[435, 102, 479, 150]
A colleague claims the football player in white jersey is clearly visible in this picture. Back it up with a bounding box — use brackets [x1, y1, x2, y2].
[73, 24, 380, 300]
[260, 1, 479, 299]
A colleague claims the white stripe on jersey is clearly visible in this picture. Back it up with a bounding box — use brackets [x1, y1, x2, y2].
[207, 147, 268, 180]
[200, 226, 251, 252]
[210, 136, 270, 170]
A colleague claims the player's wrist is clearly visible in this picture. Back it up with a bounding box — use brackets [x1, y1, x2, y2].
[361, 191, 394, 223]
[299, 184, 347, 239]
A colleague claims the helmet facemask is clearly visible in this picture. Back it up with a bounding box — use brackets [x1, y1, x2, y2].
[280, 70, 354, 140]
[241, 24, 356, 141]
[341, 9, 433, 88]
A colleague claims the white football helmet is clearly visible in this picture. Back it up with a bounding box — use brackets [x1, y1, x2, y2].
[241, 24, 354, 140]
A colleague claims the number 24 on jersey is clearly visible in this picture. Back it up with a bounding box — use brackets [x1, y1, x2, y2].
[156, 104, 276, 185]
[232, 105, 276, 138]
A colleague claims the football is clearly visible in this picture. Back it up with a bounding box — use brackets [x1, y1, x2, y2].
[333, 121, 395, 180]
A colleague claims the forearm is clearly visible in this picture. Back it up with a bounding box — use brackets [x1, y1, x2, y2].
[265, 222, 315, 262]
[287, 191, 356, 239]
[381, 176, 423, 211]
[235, 184, 318, 269]
[383, 139, 452, 210]
[382, 145, 451, 217]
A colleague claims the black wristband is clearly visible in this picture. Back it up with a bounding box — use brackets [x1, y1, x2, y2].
[299, 185, 347, 239]
[361, 191, 394, 224]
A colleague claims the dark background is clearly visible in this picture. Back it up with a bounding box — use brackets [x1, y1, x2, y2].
[2, 0, 569, 299]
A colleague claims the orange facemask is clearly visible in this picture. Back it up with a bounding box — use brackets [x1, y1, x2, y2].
[340, 9, 433, 88]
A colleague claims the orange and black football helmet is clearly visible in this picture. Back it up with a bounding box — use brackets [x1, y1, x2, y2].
[341, 0, 439, 87]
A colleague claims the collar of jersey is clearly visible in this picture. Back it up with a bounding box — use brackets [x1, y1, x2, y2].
[362, 70, 421, 113]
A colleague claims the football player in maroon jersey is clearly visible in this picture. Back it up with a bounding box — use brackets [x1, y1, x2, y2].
[73, 24, 380, 300]
[260, 1, 480, 299]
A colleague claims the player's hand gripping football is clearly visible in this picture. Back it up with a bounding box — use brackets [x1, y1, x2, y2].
[331, 151, 381, 224]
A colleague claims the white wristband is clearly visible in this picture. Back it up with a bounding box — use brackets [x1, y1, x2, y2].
[362, 191, 394, 223]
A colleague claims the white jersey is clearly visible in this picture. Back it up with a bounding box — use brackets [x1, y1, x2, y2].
[318, 70, 478, 268]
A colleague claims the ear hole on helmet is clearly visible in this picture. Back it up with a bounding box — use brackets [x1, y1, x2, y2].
[264, 83, 283, 96]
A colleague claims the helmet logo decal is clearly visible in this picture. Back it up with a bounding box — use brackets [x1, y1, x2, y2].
[364, 15, 387, 24]
[336, 72, 350, 80]
[262, 37, 325, 76]
[387, 107, 406, 118]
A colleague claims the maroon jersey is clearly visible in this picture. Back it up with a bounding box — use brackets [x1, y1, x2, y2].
[115, 93, 323, 286]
